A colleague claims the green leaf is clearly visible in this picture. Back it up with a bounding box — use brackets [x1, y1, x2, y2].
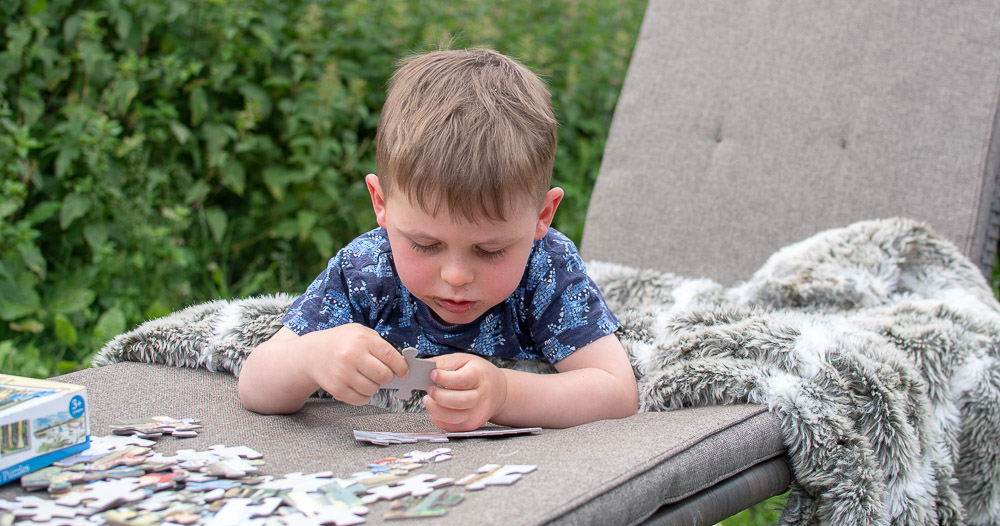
[205, 207, 227, 244]
[239, 84, 272, 118]
[54, 315, 78, 345]
[0, 54, 20, 83]
[60, 193, 91, 229]
[49, 287, 95, 314]
[0, 200, 19, 220]
[271, 219, 298, 239]
[189, 86, 208, 125]
[113, 9, 132, 40]
[202, 123, 237, 154]
[221, 160, 246, 196]
[183, 180, 211, 206]
[55, 146, 80, 178]
[297, 210, 317, 238]
[29, 0, 48, 15]
[17, 243, 45, 278]
[311, 228, 334, 257]
[93, 307, 126, 341]
[107, 78, 139, 116]
[63, 13, 83, 43]
[83, 222, 108, 252]
[24, 201, 61, 225]
[5, 25, 31, 60]
[169, 120, 192, 145]
[0, 276, 40, 320]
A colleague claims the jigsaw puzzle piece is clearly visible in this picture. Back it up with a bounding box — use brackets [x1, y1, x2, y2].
[280, 507, 367, 526]
[110, 416, 203, 438]
[21, 464, 146, 493]
[55, 435, 157, 468]
[171, 446, 262, 479]
[361, 473, 454, 505]
[87, 446, 153, 472]
[402, 448, 453, 463]
[456, 464, 537, 490]
[6, 495, 97, 522]
[203, 496, 282, 526]
[382, 347, 436, 400]
[385, 487, 464, 519]
[255, 471, 338, 492]
[352, 430, 450, 446]
[55, 478, 148, 511]
[353, 426, 541, 446]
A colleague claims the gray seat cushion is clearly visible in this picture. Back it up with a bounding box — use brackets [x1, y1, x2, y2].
[0, 362, 785, 525]
[581, 0, 1000, 285]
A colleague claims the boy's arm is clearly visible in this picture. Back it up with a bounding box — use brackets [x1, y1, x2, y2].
[238, 324, 408, 414]
[425, 334, 638, 431]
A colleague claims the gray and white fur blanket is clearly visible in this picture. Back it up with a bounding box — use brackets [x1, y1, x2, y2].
[94, 217, 1000, 525]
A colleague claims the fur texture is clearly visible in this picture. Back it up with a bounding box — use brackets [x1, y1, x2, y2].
[93, 218, 1000, 525]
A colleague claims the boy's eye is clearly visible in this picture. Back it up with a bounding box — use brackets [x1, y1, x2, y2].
[477, 247, 507, 260]
[410, 241, 439, 253]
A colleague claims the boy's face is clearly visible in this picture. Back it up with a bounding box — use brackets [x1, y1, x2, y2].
[366, 174, 562, 326]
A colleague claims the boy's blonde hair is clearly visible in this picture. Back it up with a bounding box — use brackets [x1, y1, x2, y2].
[375, 48, 557, 223]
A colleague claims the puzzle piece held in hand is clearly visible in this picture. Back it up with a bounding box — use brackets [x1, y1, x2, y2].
[457, 464, 537, 490]
[383, 347, 436, 400]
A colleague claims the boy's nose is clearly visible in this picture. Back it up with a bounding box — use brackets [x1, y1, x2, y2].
[440, 257, 474, 288]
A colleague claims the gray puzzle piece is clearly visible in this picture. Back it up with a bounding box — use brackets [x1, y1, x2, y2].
[383, 347, 436, 400]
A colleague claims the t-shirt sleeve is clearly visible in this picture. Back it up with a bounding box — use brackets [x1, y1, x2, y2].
[281, 253, 357, 336]
[528, 232, 621, 363]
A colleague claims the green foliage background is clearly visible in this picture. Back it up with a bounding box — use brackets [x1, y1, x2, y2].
[0, 0, 647, 378]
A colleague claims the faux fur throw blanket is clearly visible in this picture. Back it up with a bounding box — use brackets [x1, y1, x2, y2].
[94, 217, 1000, 525]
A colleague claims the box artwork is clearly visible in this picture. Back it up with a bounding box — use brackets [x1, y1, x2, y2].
[0, 375, 90, 485]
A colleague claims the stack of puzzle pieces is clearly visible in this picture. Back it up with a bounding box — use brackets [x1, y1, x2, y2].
[0, 416, 537, 525]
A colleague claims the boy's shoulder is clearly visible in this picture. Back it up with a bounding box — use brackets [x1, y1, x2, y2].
[530, 228, 586, 271]
[535, 228, 578, 254]
[334, 228, 396, 279]
[341, 228, 391, 256]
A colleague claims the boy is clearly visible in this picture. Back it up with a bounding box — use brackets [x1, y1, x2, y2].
[238, 48, 638, 432]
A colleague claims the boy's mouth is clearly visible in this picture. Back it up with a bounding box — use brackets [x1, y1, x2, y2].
[437, 298, 475, 314]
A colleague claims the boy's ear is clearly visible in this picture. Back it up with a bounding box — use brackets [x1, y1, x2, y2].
[535, 187, 564, 240]
[366, 173, 388, 228]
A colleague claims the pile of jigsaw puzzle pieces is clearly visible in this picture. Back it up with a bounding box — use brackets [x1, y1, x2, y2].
[0, 416, 537, 525]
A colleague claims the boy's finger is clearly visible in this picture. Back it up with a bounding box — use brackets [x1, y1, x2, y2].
[372, 343, 409, 378]
[357, 358, 395, 389]
[423, 396, 467, 428]
[427, 385, 477, 410]
[430, 366, 478, 390]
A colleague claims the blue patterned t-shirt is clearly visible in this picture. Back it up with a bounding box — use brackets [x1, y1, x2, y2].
[281, 227, 620, 363]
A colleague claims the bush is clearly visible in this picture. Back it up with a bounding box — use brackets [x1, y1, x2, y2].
[0, 0, 646, 378]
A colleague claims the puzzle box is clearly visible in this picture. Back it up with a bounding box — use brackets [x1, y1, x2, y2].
[0, 375, 90, 485]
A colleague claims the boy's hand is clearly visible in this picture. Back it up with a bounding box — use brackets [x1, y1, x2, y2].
[306, 324, 409, 406]
[424, 353, 508, 432]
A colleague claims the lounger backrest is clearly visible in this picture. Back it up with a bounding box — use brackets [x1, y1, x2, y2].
[581, 0, 1000, 285]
